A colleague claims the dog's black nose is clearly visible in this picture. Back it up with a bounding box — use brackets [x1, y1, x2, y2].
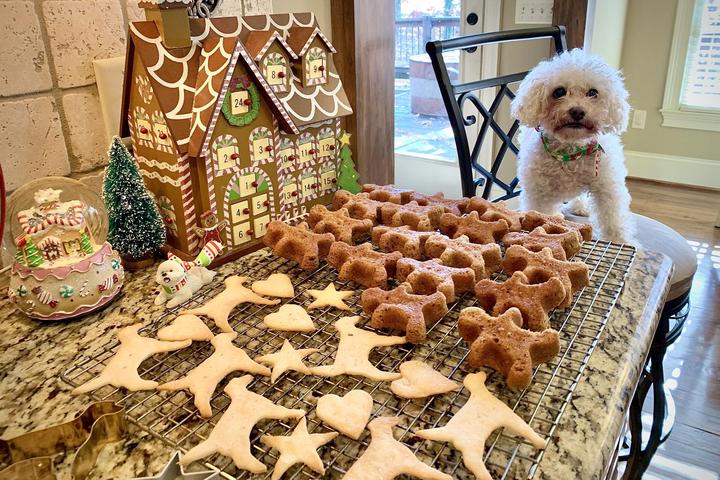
[162, 272, 167, 277]
[569, 107, 585, 121]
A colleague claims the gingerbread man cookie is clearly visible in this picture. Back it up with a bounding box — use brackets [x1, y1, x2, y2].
[465, 196, 523, 232]
[306, 204, 374, 244]
[361, 283, 448, 343]
[521, 210, 593, 241]
[502, 245, 590, 308]
[180, 375, 305, 473]
[311, 316, 405, 381]
[503, 225, 582, 260]
[396, 258, 475, 303]
[371, 225, 440, 259]
[424, 233, 502, 278]
[439, 211, 509, 244]
[475, 271, 566, 331]
[378, 201, 444, 231]
[345, 417, 452, 480]
[416, 371, 546, 480]
[327, 242, 402, 289]
[362, 183, 415, 204]
[263, 221, 335, 271]
[332, 190, 386, 223]
[183, 276, 279, 333]
[458, 307, 560, 390]
[73, 324, 190, 393]
[410, 191, 469, 216]
[158, 332, 270, 417]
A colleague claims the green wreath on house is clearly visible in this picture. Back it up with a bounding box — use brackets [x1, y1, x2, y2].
[222, 82, 260, 127]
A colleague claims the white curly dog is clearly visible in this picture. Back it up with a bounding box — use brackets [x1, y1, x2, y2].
[511, 49, 636, 244]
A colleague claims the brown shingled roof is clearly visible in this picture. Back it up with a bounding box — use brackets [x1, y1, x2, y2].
[286, 26, 337, 57]
[245, 30, 297, 61]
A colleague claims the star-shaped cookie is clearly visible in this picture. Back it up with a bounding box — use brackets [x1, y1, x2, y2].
[305, 283, 353, 310]
[261, 417, 337, 480]
[458, 307, 560, 390]
[255, 340, 319, 383]
[416, 371, 546, 480]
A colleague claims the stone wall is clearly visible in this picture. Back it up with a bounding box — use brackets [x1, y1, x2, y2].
[0, 0, 270, 193]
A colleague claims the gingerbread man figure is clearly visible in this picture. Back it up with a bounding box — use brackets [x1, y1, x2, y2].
[194, 211, 227, 246]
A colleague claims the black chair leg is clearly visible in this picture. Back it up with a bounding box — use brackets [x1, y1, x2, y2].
[621, 303, 672, 479]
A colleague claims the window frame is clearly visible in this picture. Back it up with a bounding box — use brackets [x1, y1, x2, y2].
[661, 0, 720, 132]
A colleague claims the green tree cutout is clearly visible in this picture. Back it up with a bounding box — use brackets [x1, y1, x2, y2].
[336, 131, 361, 193]
[103, 137, 166, 259]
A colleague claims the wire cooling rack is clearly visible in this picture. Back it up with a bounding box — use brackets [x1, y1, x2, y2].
[61, 239, 635, 479]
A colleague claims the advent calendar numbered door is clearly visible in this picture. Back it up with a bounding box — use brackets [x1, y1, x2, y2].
[226, 171, 274, 247]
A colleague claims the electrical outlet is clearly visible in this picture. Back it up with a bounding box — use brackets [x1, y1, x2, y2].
[632, 110, 646, 129]
[515, 0, 554, 24]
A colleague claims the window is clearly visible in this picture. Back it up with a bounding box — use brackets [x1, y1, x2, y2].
[661, 0, 720, 131]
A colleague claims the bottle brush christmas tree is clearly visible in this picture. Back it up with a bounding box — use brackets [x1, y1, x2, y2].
[336, 131, 361, 193]
[103, 137, 166, 261]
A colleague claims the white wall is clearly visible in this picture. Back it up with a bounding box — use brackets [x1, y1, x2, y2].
[272, 0, 332, 39]
[584, 0, 628, 69]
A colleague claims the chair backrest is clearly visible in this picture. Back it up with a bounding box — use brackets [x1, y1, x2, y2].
[426, 26, 567, 200]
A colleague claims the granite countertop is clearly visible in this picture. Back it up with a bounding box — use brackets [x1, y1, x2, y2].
[0, 248, 672, 479]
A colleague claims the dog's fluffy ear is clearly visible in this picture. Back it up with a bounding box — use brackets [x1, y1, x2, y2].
[511, 67, 548, 128]
[601, 68, 630, 134]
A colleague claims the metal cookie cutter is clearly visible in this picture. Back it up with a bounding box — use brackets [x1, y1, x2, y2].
[0, 401, 127, 480]
[132, 451, 219, 479]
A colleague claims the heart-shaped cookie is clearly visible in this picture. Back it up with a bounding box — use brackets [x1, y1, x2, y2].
[390, 360, 460, 399]
[252, 273, 295, 298]
[263, 304, 315, 332]
[316, 390, 373, 440]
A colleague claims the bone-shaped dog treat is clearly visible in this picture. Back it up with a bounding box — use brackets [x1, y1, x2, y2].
[73, 324, 190, 393]
[306, 205, 374, 244]
[502, 245, 590, 308]
[332, 190, 386, 223]
[424, 233, 502, 278]
[503, 225, 582, 260]
[371, 225, 440, 259]
[439, 211, 509, 244]
[378, 201, 445, 231]
[180, 375, 305, 473]
[465, 196, 523, 232]
[409, 191, 469, 216]
[310, 316, 405, 381]
[458, 307, 560, 390]
[416, 371, 546, 480]
[521, 210, 593, 241]
[345, 417, 452, 480]
[327, 242, 402, 288]
[396, 258, 475, 303]
[475, 271, 566, 331]
[263, 221, 335, 271]
[362, 183, 415, 204]
[183, 276, 279, 333]
[158, 332, 270, 417]
[361, 283, 448, 343]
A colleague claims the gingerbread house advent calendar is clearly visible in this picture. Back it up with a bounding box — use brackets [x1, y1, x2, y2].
[120, 0, 353, 261]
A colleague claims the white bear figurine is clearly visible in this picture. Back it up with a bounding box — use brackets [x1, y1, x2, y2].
[154, 259, 216, 308]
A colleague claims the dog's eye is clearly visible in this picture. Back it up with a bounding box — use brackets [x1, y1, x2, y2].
[587, 88, 598, 97]
[552, 87, 566, 99]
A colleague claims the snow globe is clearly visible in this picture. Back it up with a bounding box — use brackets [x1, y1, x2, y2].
[4, 177, 124, 320]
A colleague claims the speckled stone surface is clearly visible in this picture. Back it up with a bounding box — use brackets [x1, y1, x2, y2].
[0, 248, 671, 479]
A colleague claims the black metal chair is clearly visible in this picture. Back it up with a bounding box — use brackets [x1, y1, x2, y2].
[426, 26, 694, 480]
